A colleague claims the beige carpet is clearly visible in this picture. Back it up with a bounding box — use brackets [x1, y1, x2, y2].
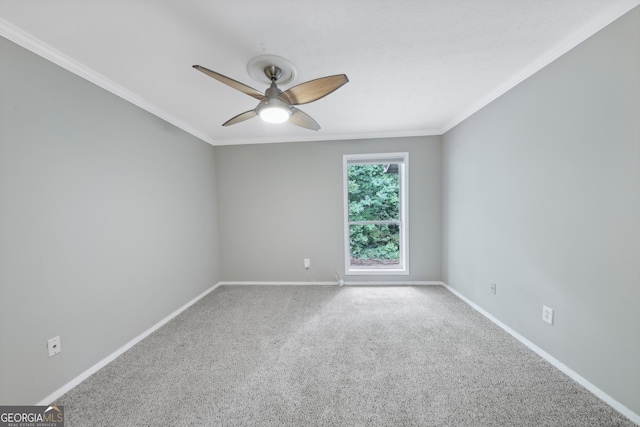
[55, 285, 635, 426]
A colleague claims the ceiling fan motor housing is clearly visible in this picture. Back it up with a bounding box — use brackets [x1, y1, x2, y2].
[265, 79, 283, 99]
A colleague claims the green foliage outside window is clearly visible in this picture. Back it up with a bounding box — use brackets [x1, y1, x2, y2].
[348, 164, 400, 263]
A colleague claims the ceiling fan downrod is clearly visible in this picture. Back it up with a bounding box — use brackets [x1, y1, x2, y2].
[263, 66, 284, 100]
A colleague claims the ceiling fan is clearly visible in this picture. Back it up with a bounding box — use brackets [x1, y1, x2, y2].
[193, 63, 348, 131]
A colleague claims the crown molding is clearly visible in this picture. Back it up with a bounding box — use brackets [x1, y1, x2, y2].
[440, 0, 640, 134]
[210, 128, 444, 146]
[0, 17, 217, 146]
[3, 1, 638, 146]
[0, 16, 441, 147]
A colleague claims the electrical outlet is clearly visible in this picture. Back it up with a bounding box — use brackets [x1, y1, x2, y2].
[490, 283, 496, 294]
[304, 258, 310, 269]
[542, 306, 554, 325]
[48, 336, 61, 357]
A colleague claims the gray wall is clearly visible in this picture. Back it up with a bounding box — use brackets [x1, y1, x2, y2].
[442, 7, 640, 415]
[0, 36, 221, 404]
[215, 136, 442, 282]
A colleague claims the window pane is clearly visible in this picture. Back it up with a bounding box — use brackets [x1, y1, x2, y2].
[348, 164, 399, 222]
[343, 152, 408, 275]
[349, 223, 400, 267]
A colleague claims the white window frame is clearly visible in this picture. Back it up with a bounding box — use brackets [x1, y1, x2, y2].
[343, 152, 409, 276]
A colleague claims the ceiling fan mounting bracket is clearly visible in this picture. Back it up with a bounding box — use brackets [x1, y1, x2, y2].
[247, 54, 296, 85]
[264, 65, 282, 82]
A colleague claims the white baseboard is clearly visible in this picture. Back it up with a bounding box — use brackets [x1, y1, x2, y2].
[345, 281, 443, 286]
[218, 281, 336, 286]
[219, 281, 444, 286]
[36, 282, 222, 405]
[441, 283, 640, 426]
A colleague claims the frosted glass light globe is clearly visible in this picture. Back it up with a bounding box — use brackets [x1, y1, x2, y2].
[257, 99, 291, 124]
[259, 106, 290, 123]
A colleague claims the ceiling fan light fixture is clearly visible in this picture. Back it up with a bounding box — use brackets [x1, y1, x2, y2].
[257, 98, 292, 124]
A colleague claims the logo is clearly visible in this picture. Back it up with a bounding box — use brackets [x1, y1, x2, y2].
[0, 406, 64, 427]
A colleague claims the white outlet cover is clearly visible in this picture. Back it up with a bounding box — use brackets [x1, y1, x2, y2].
[304, 259, 310, 269]
[542, 306, 554, 325]
[48, 336, 61, 357]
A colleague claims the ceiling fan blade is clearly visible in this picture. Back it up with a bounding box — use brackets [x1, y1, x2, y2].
[193, 65, 265, 101]
[279, 74, 348, 105]
[222, 110, 258, 127]
[289, 108, 321, 131]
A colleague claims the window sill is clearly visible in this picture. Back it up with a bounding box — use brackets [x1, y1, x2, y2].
[345, 268, 409, 276]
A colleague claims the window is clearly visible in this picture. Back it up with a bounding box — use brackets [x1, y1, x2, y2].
[343, 152, 409, 275]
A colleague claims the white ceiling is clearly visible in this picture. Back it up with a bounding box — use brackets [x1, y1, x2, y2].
[1, 1, 638, 146]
